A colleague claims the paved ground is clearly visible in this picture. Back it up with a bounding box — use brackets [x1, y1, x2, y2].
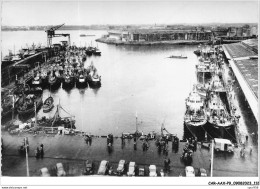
[1, 131, 258, 177]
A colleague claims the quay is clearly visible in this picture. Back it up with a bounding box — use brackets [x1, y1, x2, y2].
[1, 131, 258, 177]
[222, 39, 258, 123]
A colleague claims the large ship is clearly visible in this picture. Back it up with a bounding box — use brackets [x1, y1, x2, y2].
[184, 89, 207, 127]
[184, 89, 207, 140]
[206, 92, 235, 138]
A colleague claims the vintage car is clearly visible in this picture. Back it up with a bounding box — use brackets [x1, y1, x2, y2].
[84, 160, 94, 175]
[127, 162, 136, 176]
[97, 160, 109, 175]
[40, 167, 50, 177]
[117, 160, 126, 175]
[138, 166, 145, 176]
[149, 165, 157, 177]
[56, 163, 66, 176]
[185, 166, 195, 177]
[198, 168, 207, 177]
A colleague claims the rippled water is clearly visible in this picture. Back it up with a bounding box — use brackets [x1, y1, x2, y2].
[2, 30, 199, 137]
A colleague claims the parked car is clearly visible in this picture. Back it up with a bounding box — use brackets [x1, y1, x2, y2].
[185, 166, 195, 177]
[97, 160, 109, 175]
[56, 163, 66, 176]
[117, 160, 126, 175]
[40, 167, 50, 177]
[198, 168, 207, 177]
[127, 162, 136, 176]
[84, 160, 94, 175]
[138, 166, 145, 176]
[149, 165, 157, 177]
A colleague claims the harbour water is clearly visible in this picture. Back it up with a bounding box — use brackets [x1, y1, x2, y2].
[2, 30, 198, 138]
[2, 30, 256, 140]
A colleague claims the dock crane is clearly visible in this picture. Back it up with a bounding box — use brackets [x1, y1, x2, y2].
[45, 23, 71, 47]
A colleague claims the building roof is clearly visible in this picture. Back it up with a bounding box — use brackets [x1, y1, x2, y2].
[241, 39, 258, 53]
[127, 29, 211, 35]
[234, 58, 258, 98]
[223, 42, 257, 59]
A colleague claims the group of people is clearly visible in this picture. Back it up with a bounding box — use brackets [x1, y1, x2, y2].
[84, 134, 92, 146]
[181, 137, 197, 165]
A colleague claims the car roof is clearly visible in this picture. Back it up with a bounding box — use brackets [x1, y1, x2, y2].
[100, 160, 108, 165]
[129, 162, 135, 166]
[149, 165, 156, 169]
[119, 160, 125, 164]
[185, 166, 194, 171]
[40, 167, 49, 173]
[214, 138, 232, 144]
[56, 163, 63, 168]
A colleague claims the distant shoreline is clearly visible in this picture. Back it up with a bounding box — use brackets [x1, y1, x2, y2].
[95, 37, 210, 46]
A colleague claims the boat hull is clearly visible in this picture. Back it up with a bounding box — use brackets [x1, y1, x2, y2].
[17, 97, 43, 117]
[62, 77, 75, 90]
[207, 121, 236, 140]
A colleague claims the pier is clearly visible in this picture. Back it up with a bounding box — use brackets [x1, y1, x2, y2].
[1, 131, 258, 177]
[222, 39, 258, 123]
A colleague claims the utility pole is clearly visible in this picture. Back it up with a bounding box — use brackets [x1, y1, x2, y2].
[34, 102, 37, 127]
[24, 137, 30, 177]
[210, 139, 214, 177]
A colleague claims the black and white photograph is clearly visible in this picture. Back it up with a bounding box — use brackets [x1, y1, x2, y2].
[1, 0, 259, 187]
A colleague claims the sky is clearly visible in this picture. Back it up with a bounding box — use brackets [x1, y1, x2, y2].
[1, 1, 259, 26]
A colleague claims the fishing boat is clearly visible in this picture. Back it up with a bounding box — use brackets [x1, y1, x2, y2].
[31, 72, 42, 87]
[17, 94, 43, 116]
[38, 102, 76, 129]
[43, 96, 54, 113]
[48, 71, 61, 90]
[76, 73, 88, 88]
[89, 73, 101, 88]
[184, 89, 208, 139]
[87, 62, 101, 88]
[168, 55, 187, 59]
[184, 90, 207, 127]
[93, 47, 101, 56]
[86, 46, 94, 56]
[40, 69, 49, 89]
[206, 92, 235, 138]
[62, 73, 75, 89]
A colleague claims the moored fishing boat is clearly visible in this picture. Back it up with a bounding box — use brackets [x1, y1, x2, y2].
[206, 92, 236, 138]
[48, 71, 61, 90]
[76, 73, 88, 88]
[17, 94, 43, 116]
[38, 102, 76, 129]
[93, 47, 101, 56]
[43, 96, 54, 113]
[62, 73, 75, 89]
[184, 89, 207, 128]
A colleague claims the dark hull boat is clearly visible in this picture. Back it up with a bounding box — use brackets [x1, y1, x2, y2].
[206, 92, 236, 139]
[194, 50, 201, 56]
[62, 75, 75, 89]
[31, 75, 42, 88]
[17, 94, 43, 116]
[88, 75, 101, 88]
[48, 75, 61, 90]
[43, 96, 54, 113]
[76, 74, 88, 88]
[93, 48, 101, 56]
